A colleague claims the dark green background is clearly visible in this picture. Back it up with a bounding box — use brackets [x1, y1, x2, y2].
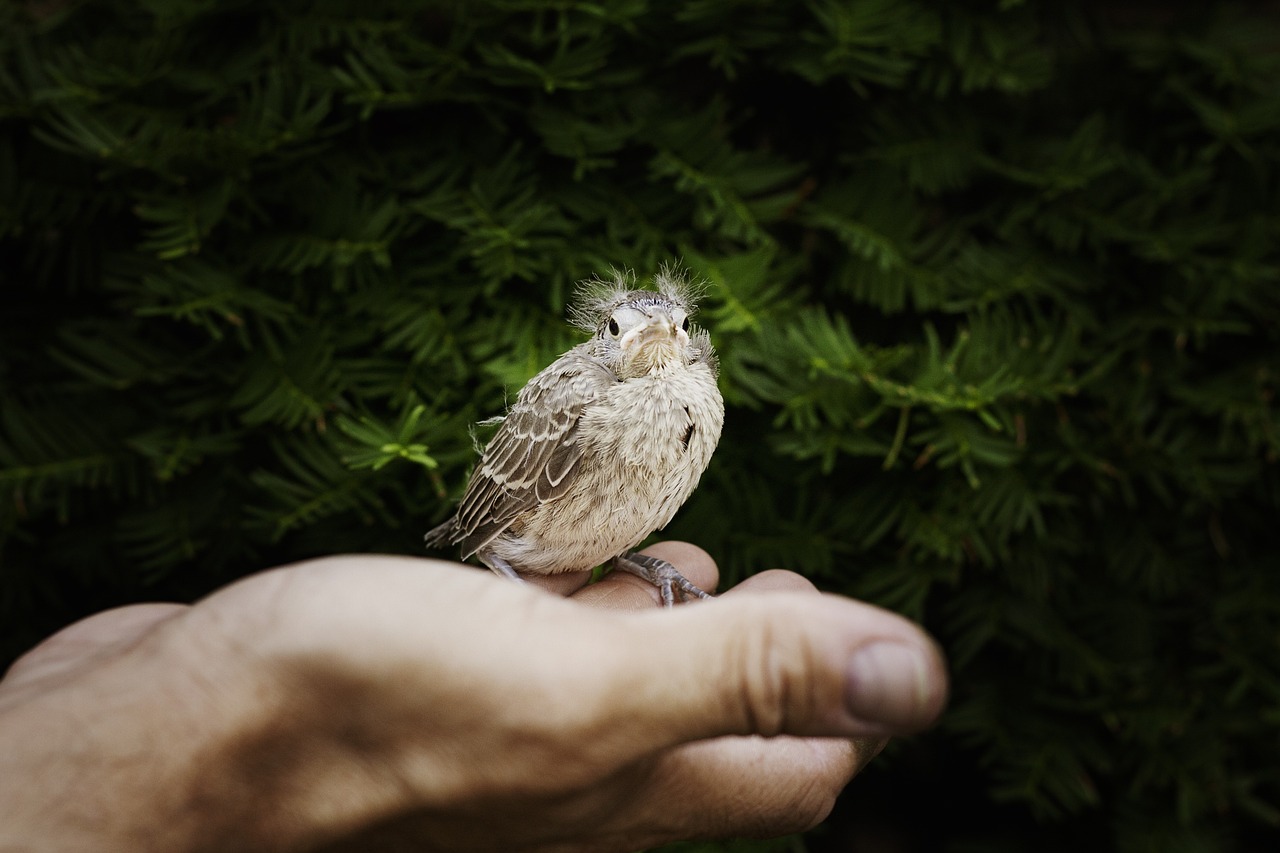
[3, 1, 1278, 850]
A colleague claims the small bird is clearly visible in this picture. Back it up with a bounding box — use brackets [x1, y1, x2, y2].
[425, 267, 724, 606]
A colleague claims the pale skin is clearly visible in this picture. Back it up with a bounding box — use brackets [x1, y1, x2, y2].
[0, 542, 949, 852]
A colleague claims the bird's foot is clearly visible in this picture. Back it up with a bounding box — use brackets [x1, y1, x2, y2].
[479, 551, 527, 583]
[613, 552, 714, 608]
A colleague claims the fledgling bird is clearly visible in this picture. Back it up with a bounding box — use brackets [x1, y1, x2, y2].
[425, 267, 724, 607]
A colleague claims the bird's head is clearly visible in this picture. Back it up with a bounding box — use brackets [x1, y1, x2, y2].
[572, 267, 711, 380]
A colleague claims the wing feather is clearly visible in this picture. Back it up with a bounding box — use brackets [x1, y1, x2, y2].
[448, 351, 610, 558]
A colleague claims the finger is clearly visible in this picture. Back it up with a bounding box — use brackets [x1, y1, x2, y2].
[619, 570, 889, 839]
[720, 568, 817, 596]
[622, 734, 874, 842]
[595, 591, 948, 755]
[569, 541, 720, 611]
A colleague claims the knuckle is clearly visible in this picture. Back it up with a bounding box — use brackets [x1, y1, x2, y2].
[732, 613, 817, 737]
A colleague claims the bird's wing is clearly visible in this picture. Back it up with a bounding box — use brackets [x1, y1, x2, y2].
[451, 353, 610, 558]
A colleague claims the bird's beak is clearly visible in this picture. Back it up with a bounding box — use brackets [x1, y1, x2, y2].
[620, 310, 686, 370]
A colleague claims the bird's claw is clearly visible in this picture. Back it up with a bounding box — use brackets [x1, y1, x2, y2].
[613, 552, 714, 608]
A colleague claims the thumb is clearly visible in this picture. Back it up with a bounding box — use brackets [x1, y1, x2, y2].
[603, 591, 948, 749]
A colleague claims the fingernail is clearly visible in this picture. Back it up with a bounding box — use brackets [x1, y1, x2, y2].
[844, 641, 936, 732]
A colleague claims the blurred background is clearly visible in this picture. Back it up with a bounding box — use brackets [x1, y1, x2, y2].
[2, 1, 1277, 850]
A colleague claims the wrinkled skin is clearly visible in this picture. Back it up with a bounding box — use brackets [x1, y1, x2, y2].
[0, 542, 948, 853]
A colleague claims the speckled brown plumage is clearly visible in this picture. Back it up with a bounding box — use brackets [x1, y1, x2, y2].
[425, 267, 724, 606]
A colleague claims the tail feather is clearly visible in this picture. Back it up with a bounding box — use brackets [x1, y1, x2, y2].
[423, 517, 458, 550]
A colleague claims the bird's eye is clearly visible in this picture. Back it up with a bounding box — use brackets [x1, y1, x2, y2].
[681, 316, 691, 332]
[608, 318, 620, 337]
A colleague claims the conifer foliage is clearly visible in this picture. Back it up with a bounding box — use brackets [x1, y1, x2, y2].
[2, 2, 1278, 849]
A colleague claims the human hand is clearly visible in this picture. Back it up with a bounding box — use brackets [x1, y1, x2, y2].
[0, 543, 948, 852]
